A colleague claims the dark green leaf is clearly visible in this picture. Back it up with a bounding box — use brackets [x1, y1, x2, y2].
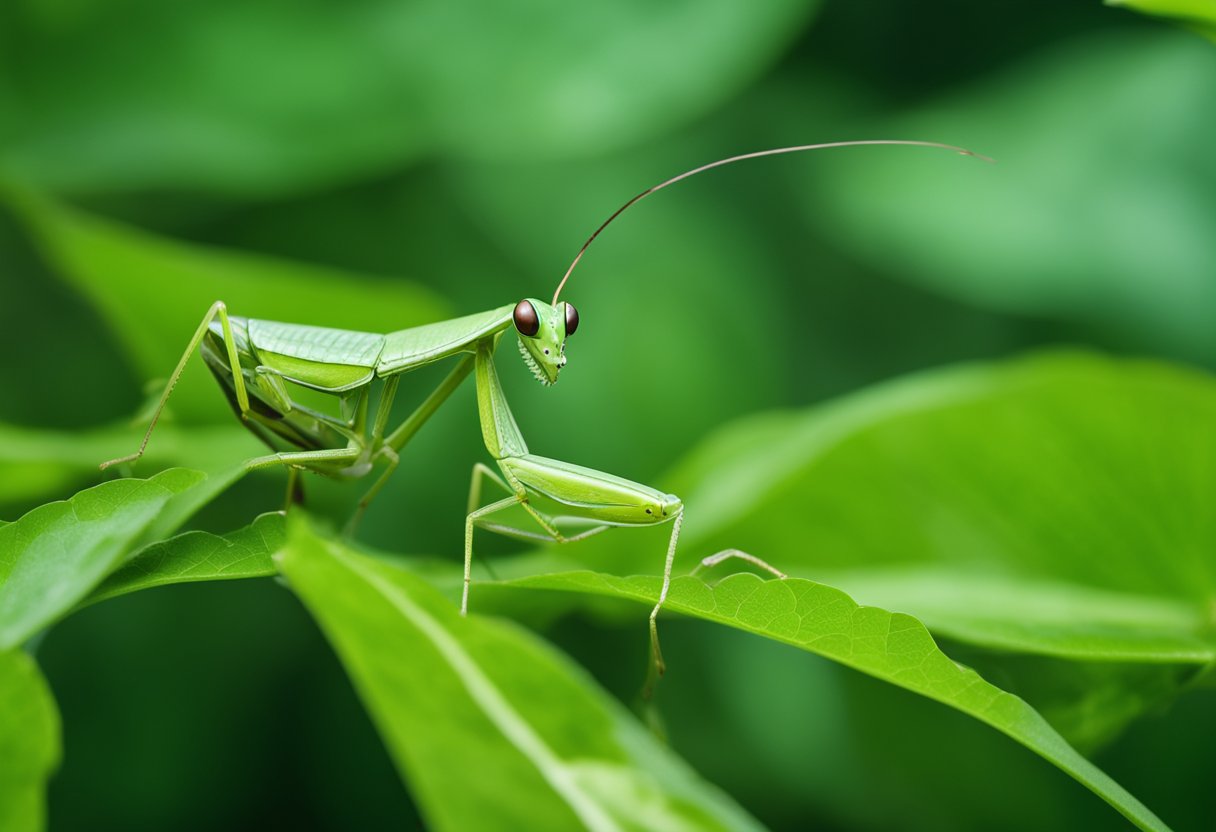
[86, 512, 284, 606]
[0, 650, 59, 832]
[5, 189, 450, 418]
[1, 0, 817, 196]
[278, 518, 764, 832]
[502, 570, 1172, 832]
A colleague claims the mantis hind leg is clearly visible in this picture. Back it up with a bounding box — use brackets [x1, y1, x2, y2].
[101, 300, 248, 470]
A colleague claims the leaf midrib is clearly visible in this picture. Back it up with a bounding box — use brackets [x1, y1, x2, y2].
[331, 545, 624, 832]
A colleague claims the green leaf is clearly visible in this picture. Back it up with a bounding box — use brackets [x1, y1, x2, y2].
[804, 31, 1216, 361]
[1109, 0, 1216, 42]
[0, 420, 260, 508]
[0, 0, 816, 196]
[502, 570, 1171, 832]
[0, 650, 59, 832]
[541, 351, 1216, 752]
[5, 189, 450, 418]
[277, 518, 763, 832]
[0, 468, 242, 648]
[86, 512, 284, 607]
[658, 352, 1216, 658]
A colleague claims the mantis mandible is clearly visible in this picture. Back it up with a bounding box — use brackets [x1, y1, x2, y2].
[101, 140, 989, 680]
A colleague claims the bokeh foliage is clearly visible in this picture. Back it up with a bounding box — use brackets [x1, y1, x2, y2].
[1, 1, 1214, 830]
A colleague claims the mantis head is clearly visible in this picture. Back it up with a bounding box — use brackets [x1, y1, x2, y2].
[512, 298, 578, 386]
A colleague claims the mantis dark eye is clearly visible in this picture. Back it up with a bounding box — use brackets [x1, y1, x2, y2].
[564, 302, 579, 337]
[513, 300, 539, 336]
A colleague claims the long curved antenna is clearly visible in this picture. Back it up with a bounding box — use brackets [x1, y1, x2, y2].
[551, 139, 993, 304]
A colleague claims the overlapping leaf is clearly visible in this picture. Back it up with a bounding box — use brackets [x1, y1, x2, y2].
[502, 570, 1171, 832]
[278, 518, 764, 832]
[86, 512, 284, 606]
[0, 469, 243, 648]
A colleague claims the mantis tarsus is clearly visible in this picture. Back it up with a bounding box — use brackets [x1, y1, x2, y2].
[101, 140, 989, 682]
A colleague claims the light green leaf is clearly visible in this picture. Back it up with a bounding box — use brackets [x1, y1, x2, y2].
[1109, 0, 1216, 42]
[0, 0, 816, 196]
[656, 352, 1216, 660]
[805, 31, 1216, 360]
[5, 188, 450, 418]
[0, 468, 241, 648]
[86, 512, 284, 606]
[0, 420, 260, 508]
[0, 650, 59, 832]
[503, 570, 1171, 832]
[277, 518, 763, 832]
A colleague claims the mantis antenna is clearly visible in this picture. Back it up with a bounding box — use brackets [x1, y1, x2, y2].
[551, 139, 993, 304]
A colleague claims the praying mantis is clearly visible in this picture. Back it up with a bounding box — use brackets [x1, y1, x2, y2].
[101, 140, 988, 679]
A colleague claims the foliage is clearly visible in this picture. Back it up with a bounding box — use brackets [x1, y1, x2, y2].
[1, 1, 1213, 830]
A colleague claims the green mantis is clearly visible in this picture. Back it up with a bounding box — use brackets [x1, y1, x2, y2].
[101, 140, 987, 680]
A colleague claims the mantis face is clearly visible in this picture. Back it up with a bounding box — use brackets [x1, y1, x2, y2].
[512, 298, 578, 386]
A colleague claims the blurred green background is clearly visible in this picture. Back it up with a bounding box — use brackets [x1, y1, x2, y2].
[1, 0, 1214, 829]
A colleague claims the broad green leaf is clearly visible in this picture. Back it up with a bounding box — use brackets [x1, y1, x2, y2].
[0, 0, 815, 196]
[656, 352, 1216, 659]
[4, 188, 450, 418]
[277, 518, 763, 832]
[502, 570, 1171, 832]
[0, 650, 59, 832]
[804, 31, 1216, 361]
[0, 468, 241, 648]
[1109, 0, 1216, 42]
[86, 512, 284, 606]
[0, 420, 260, 508]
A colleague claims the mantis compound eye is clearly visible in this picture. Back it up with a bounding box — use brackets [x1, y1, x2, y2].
[564, 302, 579, 337]
[513, 299, 539, 336]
